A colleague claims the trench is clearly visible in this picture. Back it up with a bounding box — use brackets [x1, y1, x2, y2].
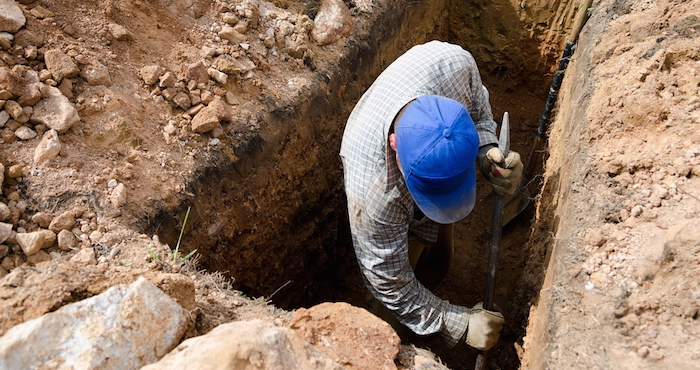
[147, 0, 579, 368]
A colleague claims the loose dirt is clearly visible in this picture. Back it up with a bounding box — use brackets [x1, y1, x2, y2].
[0, 0, 698, 369]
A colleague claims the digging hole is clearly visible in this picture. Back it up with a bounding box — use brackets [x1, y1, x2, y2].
[149, 0, 562, 368]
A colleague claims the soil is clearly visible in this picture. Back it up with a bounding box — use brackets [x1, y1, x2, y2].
[0, 0, 698, 369]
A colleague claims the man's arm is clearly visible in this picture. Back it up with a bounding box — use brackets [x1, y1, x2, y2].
[350, 200, 470, 346]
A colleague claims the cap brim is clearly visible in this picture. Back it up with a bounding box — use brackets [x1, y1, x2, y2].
[406, 164, 477, 224]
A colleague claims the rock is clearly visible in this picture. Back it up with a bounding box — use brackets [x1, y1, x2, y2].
[396, 345, 451, 370]
[140, 65, 163, 85]
[289, 302, 401, 370]
[30, 86, 80, 133]
[173, 91, 191, 110]
[33, 129, 61, 163]
[0, 277, 188, 369]
[13, 29, 43, 48]
[0, 0, 26, 33]
[29, 5, 54, 19]
[0, 68, 23, 96]
[14, 125, 35, 140]
[15, 229, 56, 255]
[18, 82, 42, 106]
[26, 249, 51, 265]
[185, 61, 209, 84]
[312, 0, 353, 46]
[44, 49, 80, 83]
[162, 87, 177, 101]
[214, 55, 256, 75]
[48, 211, 76, 232]
[222, 12, 239, 24]
[80, 62, 112, 86]
[207, 67, 227, 84]
[142, 320, 344, 370]
[150, 273, 196, 311]
[0, 203, 9, 221]
[0, 110, 8, 126]
[0, 222, 11, 244]
[31, 212, 53, 228]
[108, 23, 135, 41]
[70, 247, 97, 265]
[191, 98, 231, 133]
[158, 71, 177, 88]
[218, 26, 247, 44]
[7, 164, 22, 178]
[111, 183, 127, 207]
[57, 229, 76, 251]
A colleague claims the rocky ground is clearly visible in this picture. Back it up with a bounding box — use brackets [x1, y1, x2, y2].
[0, 0, 698, 368]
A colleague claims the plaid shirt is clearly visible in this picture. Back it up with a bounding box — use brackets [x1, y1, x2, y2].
[340, 41, 498, 346]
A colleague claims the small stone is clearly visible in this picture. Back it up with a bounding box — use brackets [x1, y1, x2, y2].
[7, 164, 22, 178]
[585, 229, 606, 246]
[70, 247, 97, 265]
[15, 229, 57, 255]
[0, 203, 10, 221]
[140, 65, 163, 85]
[81, 62, 112, 86]
[158, 72, 177, 88]
[638, 346, 650, 358]
[161, 87, 177, 101]
[108, 23, 135, 41]
[15, 126, 36, 140]
[44, 49, 80, 83]
[26, 249, 51, 265]
[222, 12, 239, 24]
[172, 92, 191, 110]
[111, 183, 127, 207]
[30, 5, 55, 19]
[57, 229, 76, 251]
[31, 212, 53, 228]
[89, 230, 103, 242]
[5, 99, 22, 119]
[107, 179, 119, 188]
[185, 61, 208, 85]
[48, 211, 76, 232]
[18, 83, 42, 106]
[191, 98, 232, 133]
[207, 68, 227, 84]
[30, 86, 80, 133]
[218, 26, 247, 44]
[33, 129, 62, 163]
[630, 205, 643, 217]
[0, 222, 11, 244]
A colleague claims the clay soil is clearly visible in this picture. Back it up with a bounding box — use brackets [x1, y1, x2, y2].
[0, 0, 699, 369]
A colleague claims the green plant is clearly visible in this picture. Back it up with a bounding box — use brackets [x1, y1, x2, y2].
[173, 206, 197, 265]
[146, 244, 160, 262]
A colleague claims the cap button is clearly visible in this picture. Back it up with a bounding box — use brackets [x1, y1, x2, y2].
[443, 128, 451, 138]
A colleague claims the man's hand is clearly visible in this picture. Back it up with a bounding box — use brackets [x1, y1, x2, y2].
[465, 302, 505, 351]
[479, 146, 523, 195]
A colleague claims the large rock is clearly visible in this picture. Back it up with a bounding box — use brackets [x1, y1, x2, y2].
[214, 54, 255, 75]
[191, 98, 232, 133]
[30, 86, 80, 133]
[0, 277, 187, 370]
[44, 49, 80, 83]
[15, 229, 56, 255]
[0, 0, 26, 33]
[142, 320, 345, 370]
[312, 0, 353, 46]
[289, 302, 401, 370]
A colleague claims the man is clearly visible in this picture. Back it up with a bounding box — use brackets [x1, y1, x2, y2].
[340, 41, 523, 350]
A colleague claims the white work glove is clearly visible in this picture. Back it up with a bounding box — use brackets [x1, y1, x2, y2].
[465, 302, 505, 351]
[480, 146, 524, 196]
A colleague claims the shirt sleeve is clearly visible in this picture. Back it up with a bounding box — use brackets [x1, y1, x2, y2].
[348, 197, 470, 347]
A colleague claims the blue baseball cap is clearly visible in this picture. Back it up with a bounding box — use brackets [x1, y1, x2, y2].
[396, 95, 479, 224]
